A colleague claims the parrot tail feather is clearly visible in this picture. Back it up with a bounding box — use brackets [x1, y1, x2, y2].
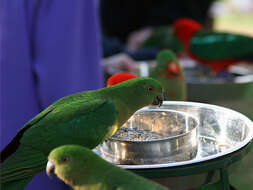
[1, 176, 33, 190]
[1, 127, 28, 163]
[1, 107, 54, 162]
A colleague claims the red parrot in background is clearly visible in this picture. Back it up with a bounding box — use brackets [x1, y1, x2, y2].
[172, 18, 253, 73]
[107, 73, 137, 86]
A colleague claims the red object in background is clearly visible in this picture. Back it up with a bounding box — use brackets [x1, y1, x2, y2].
[173, 18, 243, 72]
[107, 73, 137, 86]
[166, 62, 181, 79]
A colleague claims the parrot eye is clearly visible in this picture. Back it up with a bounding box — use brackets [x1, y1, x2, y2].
[147, 86, 154, 93]
[61, 156, 70, 162]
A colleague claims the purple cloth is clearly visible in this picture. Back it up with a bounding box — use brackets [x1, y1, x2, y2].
[1, 0, 103, 189]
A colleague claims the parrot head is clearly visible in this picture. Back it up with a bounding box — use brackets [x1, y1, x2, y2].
[172, 18, 202, 47]
[107, 73, 137, 86]
[102, 77, 163, 129]
[47, 145, 101, 187]
[156, 50, 182, 79]
[106, 75, 163, 107]
[109, 77, 164, 107]
[120, 77, 163, 106]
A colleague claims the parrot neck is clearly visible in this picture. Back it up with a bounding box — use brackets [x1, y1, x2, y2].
[99, 87, 141, 127]
[62, 157, 113, 188]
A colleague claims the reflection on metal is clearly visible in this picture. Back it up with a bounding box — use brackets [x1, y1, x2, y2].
[94, 101, 253, 190]
[96, 101, 253, 169]
[97, 109, 199, 165]
[185, 67, 253, 121]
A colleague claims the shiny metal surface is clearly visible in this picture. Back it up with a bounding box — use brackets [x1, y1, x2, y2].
[185, 66, 253, 120]
[97, 109, 199, 165]
[95, 101, 253, 169]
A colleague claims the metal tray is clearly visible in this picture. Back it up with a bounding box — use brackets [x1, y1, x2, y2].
[96, 101, 253, 169]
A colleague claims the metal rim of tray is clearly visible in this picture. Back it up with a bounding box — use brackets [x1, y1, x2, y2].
[118, 101, 253, 170]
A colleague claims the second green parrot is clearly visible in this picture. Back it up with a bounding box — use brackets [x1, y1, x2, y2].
[149, 50, 187, 101]
[47, 145, 168, 190]
[1, 77, 163, 190]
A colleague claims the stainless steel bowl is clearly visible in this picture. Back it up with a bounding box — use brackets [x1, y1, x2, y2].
[95, 101, 253, 190]
[97, 109, 199, 165]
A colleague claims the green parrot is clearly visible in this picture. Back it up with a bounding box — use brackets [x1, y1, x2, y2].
[149, 50, 186, 101]
[173, 18, 253, 73]
[141, 26, 183, 54]
[46, 145, 167, 190]
[1, 77, 163, 190]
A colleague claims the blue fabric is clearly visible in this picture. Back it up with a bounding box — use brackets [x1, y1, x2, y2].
[1, 0, 103, 189]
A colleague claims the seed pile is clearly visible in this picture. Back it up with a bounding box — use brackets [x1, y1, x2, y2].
[112, 127, 166, 141]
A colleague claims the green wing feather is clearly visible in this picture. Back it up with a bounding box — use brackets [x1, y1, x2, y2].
[190, 30, 253, 61]
[142, 26, 183, 53]
[21, 98, 118, 153]
[1, 99, 117, 184]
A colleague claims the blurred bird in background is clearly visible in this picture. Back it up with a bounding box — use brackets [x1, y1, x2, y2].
[173, 18, 253, 73]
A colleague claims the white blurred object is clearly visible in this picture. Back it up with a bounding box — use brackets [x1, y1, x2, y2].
[178, 57, 197, 69]
[138, 62, 149, 77]
[102, 53, 136, 74]
[126, 27, 153, 51]
[229, 63, 253, 75]
[231, 0, 253, 13]
[209, 0, 253, 17]
[209, 1, 230, 17]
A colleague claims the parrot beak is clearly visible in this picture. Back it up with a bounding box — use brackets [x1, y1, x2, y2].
[152, 93, 164, 107]
[46, 160, 55, 179]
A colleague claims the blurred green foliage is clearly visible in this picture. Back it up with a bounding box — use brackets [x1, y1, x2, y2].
[141, 26, 183, 54]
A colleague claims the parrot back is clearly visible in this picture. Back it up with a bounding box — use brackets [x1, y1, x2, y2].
[100, 165, 167, 190]
[190, 30, 253, 61]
